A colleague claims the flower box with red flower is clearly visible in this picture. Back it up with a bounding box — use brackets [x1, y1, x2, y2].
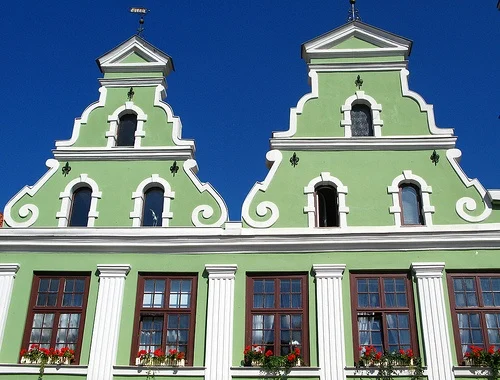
[136, 348, 185, 367]
[20, 345, 74, 366]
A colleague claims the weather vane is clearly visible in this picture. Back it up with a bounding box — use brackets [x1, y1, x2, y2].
[130, 7, 150, 36]
[347, 0, 361, 22]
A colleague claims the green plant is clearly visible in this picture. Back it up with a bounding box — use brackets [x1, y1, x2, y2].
[20, 345, 74, 379]
[465, 345, 500, 380]
[243, 346, 302, 378]
[357, 345, 423, 380]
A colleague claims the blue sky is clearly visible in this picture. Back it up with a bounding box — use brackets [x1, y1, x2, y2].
[1, 1, 499, 221]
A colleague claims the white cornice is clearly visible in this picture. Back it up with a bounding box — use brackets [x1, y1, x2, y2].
[98, 77, 166, 89]
[3, 225, 500, 253]
[308, 61, 408, 71]
[488, 190, 500, 203]
[270, 136, 456, 151]
[52, 147, 194, 161]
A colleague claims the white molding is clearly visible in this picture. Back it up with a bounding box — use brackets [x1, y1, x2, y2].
[106, 102, 147, 148]
[447, 149, 492, 223]
[205, 264, 237, 380]
[52, 147, 194, 161]
[183, 160, 228, 227]
[307, 62, 408, 71]
[411, 263, 454, 380]
[388, 170, 434, 227]
[87, 265, 131, 380]
[5, 224, 500, 253]
[56, 174, 102, 227]
[0, 264, 20, 351]
[304, 172, 349, 228]
[98, 77, 166, 90]
[488, 190, 500, 202]
[55, 87, 107, 148]
[453, 366, 492, 377]
[113, 365, 205, 376]
[230, 366, 321, 377]
[399, 69, 454, 136]
[130, 174, 175, 227]
[0, 364, 87, 375]
[153, 85, 195, 148]
[3, 159, 59, 228]
[313, 264, 346, 380]
[270, 136, 457, 151]
[242, 150, 282, 228]
[345, 367, 428, 377]
[273, 71, 319, 138]
[340, 90, 383, 137]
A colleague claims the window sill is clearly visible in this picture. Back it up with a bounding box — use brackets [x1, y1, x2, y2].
[453, 365, 494, 377]
[113, 365, 205, 376]
[230, 366, 320, 377]
[0, 364, 88, 375]
[345, 366, 428, 377]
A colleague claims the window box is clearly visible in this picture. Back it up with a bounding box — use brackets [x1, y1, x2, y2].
[135, 357, 185, 367]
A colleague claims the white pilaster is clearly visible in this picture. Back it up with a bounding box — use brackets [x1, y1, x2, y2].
[313, 264, 346, 380]
[0, 264, 20, 351]
[87, 265, 131, 380]
[412, 262, 454, 380]
[204, 264, 237, 380]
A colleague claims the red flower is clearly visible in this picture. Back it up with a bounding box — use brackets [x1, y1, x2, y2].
[287, 353, 296, 362]
[137, 349, 147, 358]
[244, 346, 251, 355]
[489, 346, 495, 355]
[177, 352, 185, 360]
[294, 347, 301, 356]
[406, 349, 414, 358]
[265, 350, 273, 358]
[375, 352, 383, 361]
[399, 349, 405, 355]
[153, 348, 164, 358]
[20, 349, 28, 357]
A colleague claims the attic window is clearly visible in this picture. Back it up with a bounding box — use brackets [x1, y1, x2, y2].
[116, 114, 137, 147]
[351, 104, 373, 136]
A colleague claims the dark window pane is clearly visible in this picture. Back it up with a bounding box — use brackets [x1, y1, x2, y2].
[401, 185, 422, 225]
[116, 113, 137, 146]
[142, 187, 164, 227]
[351, 104, 373, 136]
[316, 186, 338, 227]
[69, 187, 92, 227]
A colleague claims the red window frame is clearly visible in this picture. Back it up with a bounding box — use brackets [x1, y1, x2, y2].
[21, 273, 91, 364]
[245, 273, 309, 363]
[350, 273, 419, 363]
[447, 273, 500, 363]
[131, 274, 198, 365]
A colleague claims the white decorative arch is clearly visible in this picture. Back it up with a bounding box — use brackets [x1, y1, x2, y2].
[446, 149, 492, 223]
[183, 160, 228, 227]
[303, 172, 349, 228]
[387, 170, 434, 227]
[242, 150, 282, 228]
[3, 159, 60, 228]
[56, 174, 102, 227]
[341, 91, 383, 137]
[106, 102, 147, 148]
[129, 174, 175, 227]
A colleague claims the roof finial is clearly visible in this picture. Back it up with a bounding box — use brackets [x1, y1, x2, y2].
[130, 7, 150, 37]
[347, 0, 361, 22]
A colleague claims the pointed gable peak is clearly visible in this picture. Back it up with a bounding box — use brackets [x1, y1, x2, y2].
[302, 21, 412, 63]
[97, 35, 174, 77]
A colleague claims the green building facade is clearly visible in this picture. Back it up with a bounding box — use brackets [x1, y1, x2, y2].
[0, 18, 499, 380]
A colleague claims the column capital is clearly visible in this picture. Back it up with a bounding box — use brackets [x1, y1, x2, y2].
[411, 262, 445, 278]
[97, 264, 131, 278]
[313, 264, 346, 278]
[0, 264, 20, 276]
[205, 264, 237, 279]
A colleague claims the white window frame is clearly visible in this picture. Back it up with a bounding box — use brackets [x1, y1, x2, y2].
[56, 174, 101, 227]
[341, 91, 383, 137]
[106, 102, 147, 148]
[130, 174, 175, 227]
[388, 170, 434, 227]
[304, 172, 349, 228]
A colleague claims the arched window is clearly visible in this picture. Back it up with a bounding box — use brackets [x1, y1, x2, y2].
[400, 184, 423, 225]
[351, 104, 373, 136]
[116, 113, 137, 146]
[68, 187, 92, 227]
[315, 186, 339, 227]
[142, 187, 165, 227]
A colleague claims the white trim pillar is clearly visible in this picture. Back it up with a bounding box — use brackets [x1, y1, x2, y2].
[412, 262, 454, 380]
[313, 264, 346, 380]
[0, 264, 20, 351]
[87, 265, 131, 380]
[204, 264, 237, 380]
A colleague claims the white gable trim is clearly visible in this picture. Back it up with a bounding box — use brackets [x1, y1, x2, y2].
[304, 172, 349, 228]
[388, 170, 434, 227]
[341, 91, 383, 137]
[106, 102, 147, 148]
[3, 159, 60, 228]
[56, 174, 102, 227]
[129, 174, 175, 227]
[55, 87, 108, 148]
[446, 149, 492, 223]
